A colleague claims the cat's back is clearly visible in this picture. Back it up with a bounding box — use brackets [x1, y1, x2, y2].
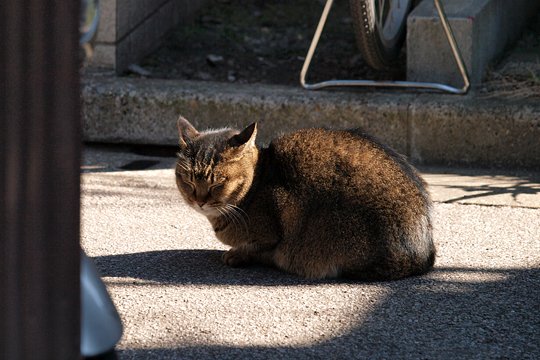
[270, 128, 394, 170]
[268, 128, 426, 201]
[266, 128, 435, 280]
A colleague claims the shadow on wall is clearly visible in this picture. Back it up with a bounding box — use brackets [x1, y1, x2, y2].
[94, 250, 540, 359]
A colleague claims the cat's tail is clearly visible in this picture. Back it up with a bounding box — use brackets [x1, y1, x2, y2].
[343, 214, 436, 281]
[410, 238, 436, 276]
[398, 212, 436, 278]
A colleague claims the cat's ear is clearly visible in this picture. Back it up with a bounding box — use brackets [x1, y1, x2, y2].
[177, 116, 199, 148]
[229, 122, 257, 149]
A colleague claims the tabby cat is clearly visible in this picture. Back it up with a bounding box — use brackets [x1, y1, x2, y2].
[175, 116, 435, 280]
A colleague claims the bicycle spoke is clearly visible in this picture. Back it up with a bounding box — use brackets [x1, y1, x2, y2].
[377, 0, 385, 28]
[377, 0, 392, 31]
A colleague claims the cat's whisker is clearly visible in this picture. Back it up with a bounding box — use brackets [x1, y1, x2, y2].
[229, 206, 249, 235]
[221, 204, 249, 235]
[226, 205, 249, 232]
[217, 206, 234, 226]
[213, 204, 238, 231]
[222, 206, 242, 231]
[215, 206, 229, 224]
[228, 204, 249, 218]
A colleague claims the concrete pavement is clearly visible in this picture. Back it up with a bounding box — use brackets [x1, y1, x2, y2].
[81, 145, 540, 359]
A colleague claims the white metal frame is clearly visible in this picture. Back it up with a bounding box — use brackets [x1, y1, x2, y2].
[300, 0, 470, 94]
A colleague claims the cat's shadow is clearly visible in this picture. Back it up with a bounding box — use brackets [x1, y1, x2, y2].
[92, 249, 341, 286]
[95, 249, 540, 359]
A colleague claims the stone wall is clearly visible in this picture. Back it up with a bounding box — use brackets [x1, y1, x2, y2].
[90, 0, 209, 74]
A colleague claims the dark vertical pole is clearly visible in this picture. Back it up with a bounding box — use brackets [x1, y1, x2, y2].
[0, 0, 81, 358]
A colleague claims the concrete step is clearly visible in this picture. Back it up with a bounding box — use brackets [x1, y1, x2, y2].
[407, 0, 540, 87]
[82, 73, 540, 169]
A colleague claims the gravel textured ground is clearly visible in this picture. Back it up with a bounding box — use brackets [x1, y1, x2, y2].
[81, 146, 540, 359]
[136, 0, 405, 85]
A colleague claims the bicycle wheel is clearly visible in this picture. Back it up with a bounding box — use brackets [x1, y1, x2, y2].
[349, 0, 413, 71]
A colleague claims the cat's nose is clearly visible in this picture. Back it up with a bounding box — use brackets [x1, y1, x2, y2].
[196, 201, 206, 208]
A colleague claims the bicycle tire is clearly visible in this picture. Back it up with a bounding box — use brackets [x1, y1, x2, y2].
[349, 0, 412, 71]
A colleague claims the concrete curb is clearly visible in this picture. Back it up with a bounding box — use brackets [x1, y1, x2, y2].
[82, 74, 540, 168]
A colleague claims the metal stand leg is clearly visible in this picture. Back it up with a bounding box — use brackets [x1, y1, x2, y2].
[300, 0, 470, 94]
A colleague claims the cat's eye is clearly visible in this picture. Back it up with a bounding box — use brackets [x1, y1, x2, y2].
[209, 183, 223, 194]
[181, 179, 196, 191]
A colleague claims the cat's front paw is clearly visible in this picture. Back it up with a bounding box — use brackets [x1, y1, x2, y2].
[222, 249, 249, 267]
